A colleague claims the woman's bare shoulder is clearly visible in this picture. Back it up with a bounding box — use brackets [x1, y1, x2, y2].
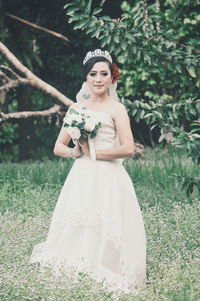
[69, 102, 81, 109]
[67, 101, 85, 111]
[112, 102, 127, 115]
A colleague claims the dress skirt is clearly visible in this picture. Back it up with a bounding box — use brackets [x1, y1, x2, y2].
[30, 155, 146, 292]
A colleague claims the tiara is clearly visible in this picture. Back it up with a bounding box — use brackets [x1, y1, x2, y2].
[83, 49, 112, 65]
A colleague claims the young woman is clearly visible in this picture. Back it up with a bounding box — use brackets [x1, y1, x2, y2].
[30, 49, 146, 293]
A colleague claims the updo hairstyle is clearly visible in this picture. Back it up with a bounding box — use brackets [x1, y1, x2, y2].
[83, 57, 113, 81]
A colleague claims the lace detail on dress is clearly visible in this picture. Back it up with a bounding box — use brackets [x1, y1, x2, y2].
[37, 253, 142, 294]
[60, 209, 145, 289]
[64, 209, 125, 251]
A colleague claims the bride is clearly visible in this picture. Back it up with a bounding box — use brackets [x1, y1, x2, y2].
[30, 49, 146, 293]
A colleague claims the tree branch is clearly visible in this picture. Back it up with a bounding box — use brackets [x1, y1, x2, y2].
[0, 69, 10, 82]
[0, 79, 20, 91]
[0, 42, 74, 107]
[5, 13, 69, 42]
[100, 0, 107, 6]
[0, 104, 62, 124]
[0, 65, 21, 79]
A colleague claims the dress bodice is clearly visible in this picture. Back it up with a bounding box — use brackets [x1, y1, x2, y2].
[88, 111, 118, 151]
[67, 107, 121, 161]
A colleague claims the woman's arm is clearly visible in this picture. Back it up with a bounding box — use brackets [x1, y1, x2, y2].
[96, 103, 134, 160]
[53, 126, 82, 158]
[78, 103, 135, 160]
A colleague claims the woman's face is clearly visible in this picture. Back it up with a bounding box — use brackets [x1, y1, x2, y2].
[86, 61, 112, 95]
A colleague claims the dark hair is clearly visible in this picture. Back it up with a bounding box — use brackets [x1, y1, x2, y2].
[83, 57, 113, 81]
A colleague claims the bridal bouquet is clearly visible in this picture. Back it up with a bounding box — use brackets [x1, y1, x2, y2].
[63, 107, 101, 142]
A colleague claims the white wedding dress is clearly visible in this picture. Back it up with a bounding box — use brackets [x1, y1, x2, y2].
[30, 109, 146, 293]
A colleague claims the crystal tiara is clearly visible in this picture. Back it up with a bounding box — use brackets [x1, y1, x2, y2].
[83, 49, 113, 65]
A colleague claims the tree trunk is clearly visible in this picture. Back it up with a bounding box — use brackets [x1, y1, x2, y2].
[0, 0, 4, 30]
[0, 0, 8, 112]
[17, 86, 35, 160]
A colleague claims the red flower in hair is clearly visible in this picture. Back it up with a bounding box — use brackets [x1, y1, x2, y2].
[112, 63, 120, 83]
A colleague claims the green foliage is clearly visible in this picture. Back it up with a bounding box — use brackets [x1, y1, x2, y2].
[173, 174, 200, 197]
[1, 0, 95, 160]
[0, 123, 17, 144]
[64, 0, 200, 70]
[63, 0, 200, 164]
[121, 96, 199, 128]
[119, 1, 200, 101]
[121, 97, 200, 164]
[0, 158, 73, 215]
[170, 127, 200, 164]
[1, 0, 200, 160]
[124, 96, 200, 195]
[1, 148, 199, 214]
[64, 0, 200, 124]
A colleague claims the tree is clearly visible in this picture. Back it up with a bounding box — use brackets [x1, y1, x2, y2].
[64, 0, 200, 196]
[0, 0, 85, 160]
[1, 0, 200, 162]
[64, 0, 200, 140]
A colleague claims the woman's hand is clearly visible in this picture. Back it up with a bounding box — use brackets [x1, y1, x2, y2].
[78, 139, 90, 157]
[72, 144, 83, 158]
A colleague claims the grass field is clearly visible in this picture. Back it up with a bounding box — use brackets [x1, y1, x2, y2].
[0, 147, 199, 301]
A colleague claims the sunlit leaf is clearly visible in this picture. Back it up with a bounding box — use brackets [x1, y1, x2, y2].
[186, 66, 197, 78]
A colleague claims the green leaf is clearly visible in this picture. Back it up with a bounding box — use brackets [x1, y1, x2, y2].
[154, 111, 163, 119]
[85, 26, 96, 34]
[144, 113, 153, 119]
[95, 27, 102, 39]
[93, 7, 102, 15]
[126, 32, 134, 41]
[113, 34, 120, 44]
[131, 108, 137, 116]
[66, 8, 76, 16]
[73, 20, 87, 30]
[175, 64, 182, 73]
[158, 133, 166, 143]
[132, 46, 137, 54]
[140, 109, 145, 119]
[143, 103, 151, 110]
[100, 35, 111, 47]
[101, 16, 112, 21]
[137, 50, 141, 60]
[134, 111, 141, 123]
[68, 15, 81, 23]
[85, 0, 92, 13]
[121, 40, 127, 51]
[151, 124, 158, 130]
[186, 66, 197, 78]
[64, 3, 75, 9]
[144, 55, 151, 65]
[134, 100, 140, 108]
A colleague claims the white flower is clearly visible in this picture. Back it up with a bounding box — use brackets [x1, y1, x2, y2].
[64, 113, 83, 125]
[67, 126, 81, 139]
[84, 117, 96, 132]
